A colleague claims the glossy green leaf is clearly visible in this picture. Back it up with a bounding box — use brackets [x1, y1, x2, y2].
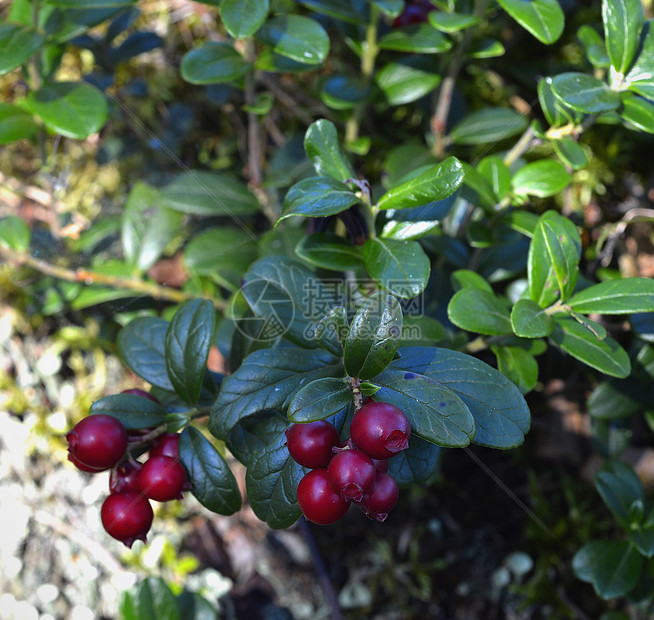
[120, 577, 180, 620]
[220, 0, 269, 38]
[550, 317, 630, 377]
[304, 119, 355, 182]
[254, 48, 315, 73]
[502, 210, 539, 237]
[117, 317, 174, 391]
[227, 410, 287, 465]
[428, 11, 481, 32]
[449, 107, 529, 145]
[538, 77, 570, 126]
[451, 269, 493, 293]
[375, 55, 441, 105]
[179, 426, 242, 515]
[287, 377, 351, 422]
[400, 315, 450, 347]
[626, 21, 654, 96]
[553, 137, 590, 170]
[448, 288, 512, 335]
[469, 38, 505, 58]
[255, 15, 329, 65]
[478, 156, 512, 201]
[511, 160, 572, 198]
[0, 103, 38, 144]
[0, 215, 30, 251]
[26, 82, 107, 139]
[496, 0, 564, 44]
[388, 434, 441, 487]
[161, 171, 259, 216]
[165, 300, 215, 404]
[510, 299, 554, 337]
[602, 0, 644, 74]
[570, 312, 607, 340]
[491, 345, 539, 394]
[295, 232, 363, 271]
[573, 541, 643, 599]
[567, 278, 654, 314]
[595, 460, 645, 528]
[90, 393, 168, 429]
[0, 23, 45, 75]
[320, 75, 373, 110]
[277, 176, 359, 223]
[209, 347, 341, 438]
[297, 0, 368, 23]
[578, 24, 610, 68]
[344, 292, 403, 380]
[377, 157, 464, 211]
[621, 94, 654, 134]
[381, 220, 440, 241]
[362, 238, 430, 299]
[180, 42, 250, 84]
[380, 346, 531, 448]
[370, 0, 403, 17]
[378, 23, 452, 54]
[550, 73, 620, 114]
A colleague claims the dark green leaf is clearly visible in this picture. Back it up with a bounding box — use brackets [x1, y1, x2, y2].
[386, 347, 531, 449]
[375, 55, 441, 105]
[227, 410, 287, 465]
[588, 378, 645, 420]
[295, 232, 363, 271]
[502, 210, 539, 237]
[567, 278, 654, 314]
[478, 156, 512, 202]
[377, 157, 464, 211]
[511, 160, 572, 198]
[428, 12, 481, 32]
[179, 426, 242, 515]
[89, 394, 168, 429]
[255, 15, 329, 65]
[553, 137, 590, 169]
[510, 299, 555, 337]
[378, 23, 452, 54]
[602, 0, 644, 74]
[277, 176, 359, 223]
[304, 119, 355, 182]
[370, 0, 403, 17]
[570, 311, 607, 340]
[626, 20, 654, 97]
[447, 288, 512, 336]
[26, 81, 107, 139]
[538, 77, 570, 126]
[0, 215, 30, 251]
[595, 460, 645, 528]
[320, 75, 373, 110]
[630, 527, 654, 558]
[297, 0, 368, 23]
[469, 38, 505, 58]
[451, 269, 493, 293]
[315, 306, 348, 356]
[180, 42, 250, 84]
[287, 377, 351, 422]
[344, 292, 403, 379]
[0, 103, 38, 144]
[0, 23, 45, 75]
[491, 345, 539, 394]
[387, 434, 441, 487]
[362, 238, 430, 299]
[496, 0, 564, 44]
[120, 577, 180, 620]
[449, 107, 529, 145]
[551, 73, 620, 114]
[176, 591, 218, 620]
[578, 24, 610, 68]
[621, 93, 654, 134]
[209, 347, 341, 438]
[221, 0, 269, 39]
[550, 317, 631, 377]
[254, 48, 315, 73]
[165, 300, 215, 404]
[400, 315, 450, 347]
[573, 541, 643, 599]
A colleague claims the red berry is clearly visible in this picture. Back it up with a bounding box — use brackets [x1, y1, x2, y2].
[68, 451, 106, 473]
[101, 491, 153, 547]
[297, 469, 350, 525]
[327, 449, 376, 502]
[136, 455, 187, 501]
[121, 388, 161, 404]
[149, 433, 180, 459]
[393, 4, 431, 27]
[372, 458, 389, 473]
[285, 421, 340, 469]
[350, 402, 410, 459]
[109, 461, 142, 493]
[358, 472, 399, 522]
[66, 414, 128, 470]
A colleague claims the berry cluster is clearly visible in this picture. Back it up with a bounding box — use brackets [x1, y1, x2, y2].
[286, 401, 410, 525]
[66, 389, 189, 548]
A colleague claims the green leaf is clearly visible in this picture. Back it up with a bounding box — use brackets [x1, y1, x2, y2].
[550, 73, 620, 114]
[121, 182, 182, 272]
[469, 38, 505, 58]
[362, 238, 430, 299]
[179, 426, 242, 515]
[595, 460, 645, 528]
[227, 410, 287, 465]
[588, 379, 645, 420]
[208, 347, 341, 438]
[277, 176, 359, 223]
[297, 0, 368, 23]
[567, 278, 654, 314]
[89, 393, 168, 429]
[388, 434, 441, 487]
[255, 15, 329, 65]
[320, 75, 373, 110]
[573, 541, 643, 599]
[26, 81, 107, 139]
[491, 345, 539, 394]
[496, 0, 564, 44]
[386, 347, 531, 449]
[0, 23, 45, 75]
[578, 24, 611, 68]
[477, 156, 512, 202]
[315, 306, 348, 356]
[117, 317, 174, 391]
[304, 119, 355, 182]
[447, 288, 512, 336]
[344, 292, 403, 380]
[295, 232, 363, 271]
[378, 23, 452, 54]
[428, 12, 481, 32]
[621, 93, 654, 134]
[602, 0, 644, 74]
[176, 591, 218, 620]
[0, 103, 38, 144]
[451, 269, 493, 293]
[160, 171, 259, 216]
[165, 300, 215, 404]
[375, 55, 441, 105]
[538, 77, 571, 127]
[571, 311, 607, 340]
[550, 317, 631, 377]
[0, 215, 30, 251]
[370, 0, 403, 18]
[287, 377, 351, 422]
[220, 0, 269, 38]
[45, 0, 136, 6]
[449, 107, 529, 145]
[510, 299, 554, 337]
[626, 20, 654, 97]
[180, 42, 250, 84]
[552, 137, 590, 170]
[630, 527, 654, 558]
[381, 220, 440, 241]
[120, 577, 180, 620]
[511, 160, 572, 198]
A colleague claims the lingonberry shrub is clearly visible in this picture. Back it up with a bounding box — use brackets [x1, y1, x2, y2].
[101, 491, 154, 548]
[297, 469, 350, 525]
[66, 414, 128, 471]
[350, 402, 411, 460]
[136, 455, 188, 502]
[285, 421, 341, 469]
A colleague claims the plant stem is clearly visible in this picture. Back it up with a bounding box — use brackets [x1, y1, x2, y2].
[0, 245, 227, 310]
[503, 123, 539, 167]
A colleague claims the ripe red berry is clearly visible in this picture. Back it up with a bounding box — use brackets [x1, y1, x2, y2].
[327, 449, 376, 502]
[297, 469, 350, 525]
[121, 388, 161, 404]
[285, 421, 340, 469]
[350, 402, 410, 459]
[136, 455, 187, 502]
[393, 4, 431, 28]
[101, 491, 153, 547]
[149, 433, 180, 459]
[66, 414, 128, 470]
[358, 472, 399, 522]
[68, 451, 105, 473]
[109, 462, 141, 493]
